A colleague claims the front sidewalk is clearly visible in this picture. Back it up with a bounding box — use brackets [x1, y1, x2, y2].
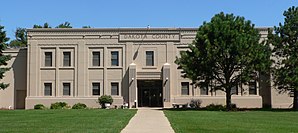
[121, 108, 175, 133]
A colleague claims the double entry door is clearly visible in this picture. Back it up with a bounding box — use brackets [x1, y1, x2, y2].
[137, 80, 163, 107]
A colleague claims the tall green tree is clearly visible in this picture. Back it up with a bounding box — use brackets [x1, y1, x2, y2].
[175, 12, 271, 111]
[9, 28, 27, 47]
[56, 22, 72, 28]
[268, 6, 298, 110]
[0, 24, 11, 90]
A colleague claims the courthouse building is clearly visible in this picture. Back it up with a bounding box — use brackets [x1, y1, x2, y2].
[0, 28, 293, 109]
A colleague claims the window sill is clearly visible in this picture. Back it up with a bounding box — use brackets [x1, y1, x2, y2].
[108, 66, 122, 69]
[88, 67, 104, 69]
[61, 96, 73, 97]
[40, 67, 56, 70]
[111, 95, 122, 98]
[181, 95, 190, 96]
[142, 66, 157, 69]
[59, 67, 75, 70]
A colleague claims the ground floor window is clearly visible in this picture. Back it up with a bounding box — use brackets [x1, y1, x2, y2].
[92, 83, 100, 95]
[249, 80, 257, 95]
[111, 82, 119, 95]
[181, 82, 189, 95]
[44, 83, 52, 96]
[231, 85, 238, 95]
[200, 82, 208, 95]
[63, 83, 71, 96]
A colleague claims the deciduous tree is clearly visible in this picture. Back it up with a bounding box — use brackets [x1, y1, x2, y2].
[33, 22, 51, 28]
[56, 22, 72, 28]
[9, 28, 27, 47]
[175, 12, 271, 111]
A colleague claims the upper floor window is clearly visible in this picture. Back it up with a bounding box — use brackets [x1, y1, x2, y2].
[181, 82, 189, 95]
[92, 52, 100, 66]
[92, 83, 100, 96]
[146, 51, 154, 66]
[63, 52, 71, 67]
[44, 83, 52, 96]
[111, 51, 119, 66]
[111, 82, 119, 95]
[249, 80, 257, 95]
[45, 52, 52, 67]
[63, 83, 71, 96]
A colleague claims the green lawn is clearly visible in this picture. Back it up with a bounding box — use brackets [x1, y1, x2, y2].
[0, 109, 136, 133]
[164, 110, 298, 133]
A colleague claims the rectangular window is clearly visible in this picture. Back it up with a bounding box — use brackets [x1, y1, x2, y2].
[92, 83, 100, 96]
[63, 83, 70, 96]
[63, 52, 71, 67]
[249, 80, 257, 95]
[146, 51, 154, 66]
[200, 82, 208, 95]
[181, 82, 189, 95]
[44, 83, 52, 96]
[231, 85, 238, 95]
[92, 52, 100, 66]
[45, 52, 52, 67]
[111, 83, 119, 95]
[111, 51, 119, 66]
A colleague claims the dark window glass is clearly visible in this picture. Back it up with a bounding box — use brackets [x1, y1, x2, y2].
[63, 83, 70, 96]
[45, 52, 52, 67]
[111, 83, 119, 95]
[44, 83, 52, 96]
[92, 52, 100, 66]
[231, 85, 238, 95]
[146, 51, 154, 66]
[111, 51, 119, 66]
[200, 83, 208, 95]
[249, 80, 257, 95]
[92, 83, 100, 95]
[181, 82, 189, 95]
[63, 52, 71, 66]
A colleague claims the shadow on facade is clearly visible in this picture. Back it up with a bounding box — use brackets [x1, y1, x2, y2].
[12, 49, 27, 109]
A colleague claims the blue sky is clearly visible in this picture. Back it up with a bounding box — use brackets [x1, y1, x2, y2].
[0, 0, 297, 39]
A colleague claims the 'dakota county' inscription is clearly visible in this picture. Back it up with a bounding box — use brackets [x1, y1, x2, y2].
[119, 33, 180, 41]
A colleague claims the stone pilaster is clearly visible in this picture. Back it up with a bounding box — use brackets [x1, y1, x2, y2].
[163, 63, 171, 107]
[128, 63, 137, 108]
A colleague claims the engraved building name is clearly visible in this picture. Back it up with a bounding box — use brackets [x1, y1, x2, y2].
[119, 33, 180, 41]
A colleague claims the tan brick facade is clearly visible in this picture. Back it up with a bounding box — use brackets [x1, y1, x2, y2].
[0, 28, 293, 109]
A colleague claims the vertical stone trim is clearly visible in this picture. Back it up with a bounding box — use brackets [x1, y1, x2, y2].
[128, 63, 136, 108]
[55, 47, 60, 96]
[26, 42, 31, 97]
[28, 40, 38, 97]
[126, 42, 133, 67]
[77, 41, 86, 97]
[54, 47, 58, 97]
[103, 47, 108, 95]
[163, 63, 171, 103]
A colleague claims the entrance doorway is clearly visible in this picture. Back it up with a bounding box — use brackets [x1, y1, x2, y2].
[138, 80, 163, 107]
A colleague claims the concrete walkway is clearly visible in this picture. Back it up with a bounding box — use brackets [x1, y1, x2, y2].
[121, 108, 175, 133]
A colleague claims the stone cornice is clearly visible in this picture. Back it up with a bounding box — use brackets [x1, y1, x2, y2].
[27, 27, 198, 32]
[27, 27, 271, 41]
[27, 27, 271, 32]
